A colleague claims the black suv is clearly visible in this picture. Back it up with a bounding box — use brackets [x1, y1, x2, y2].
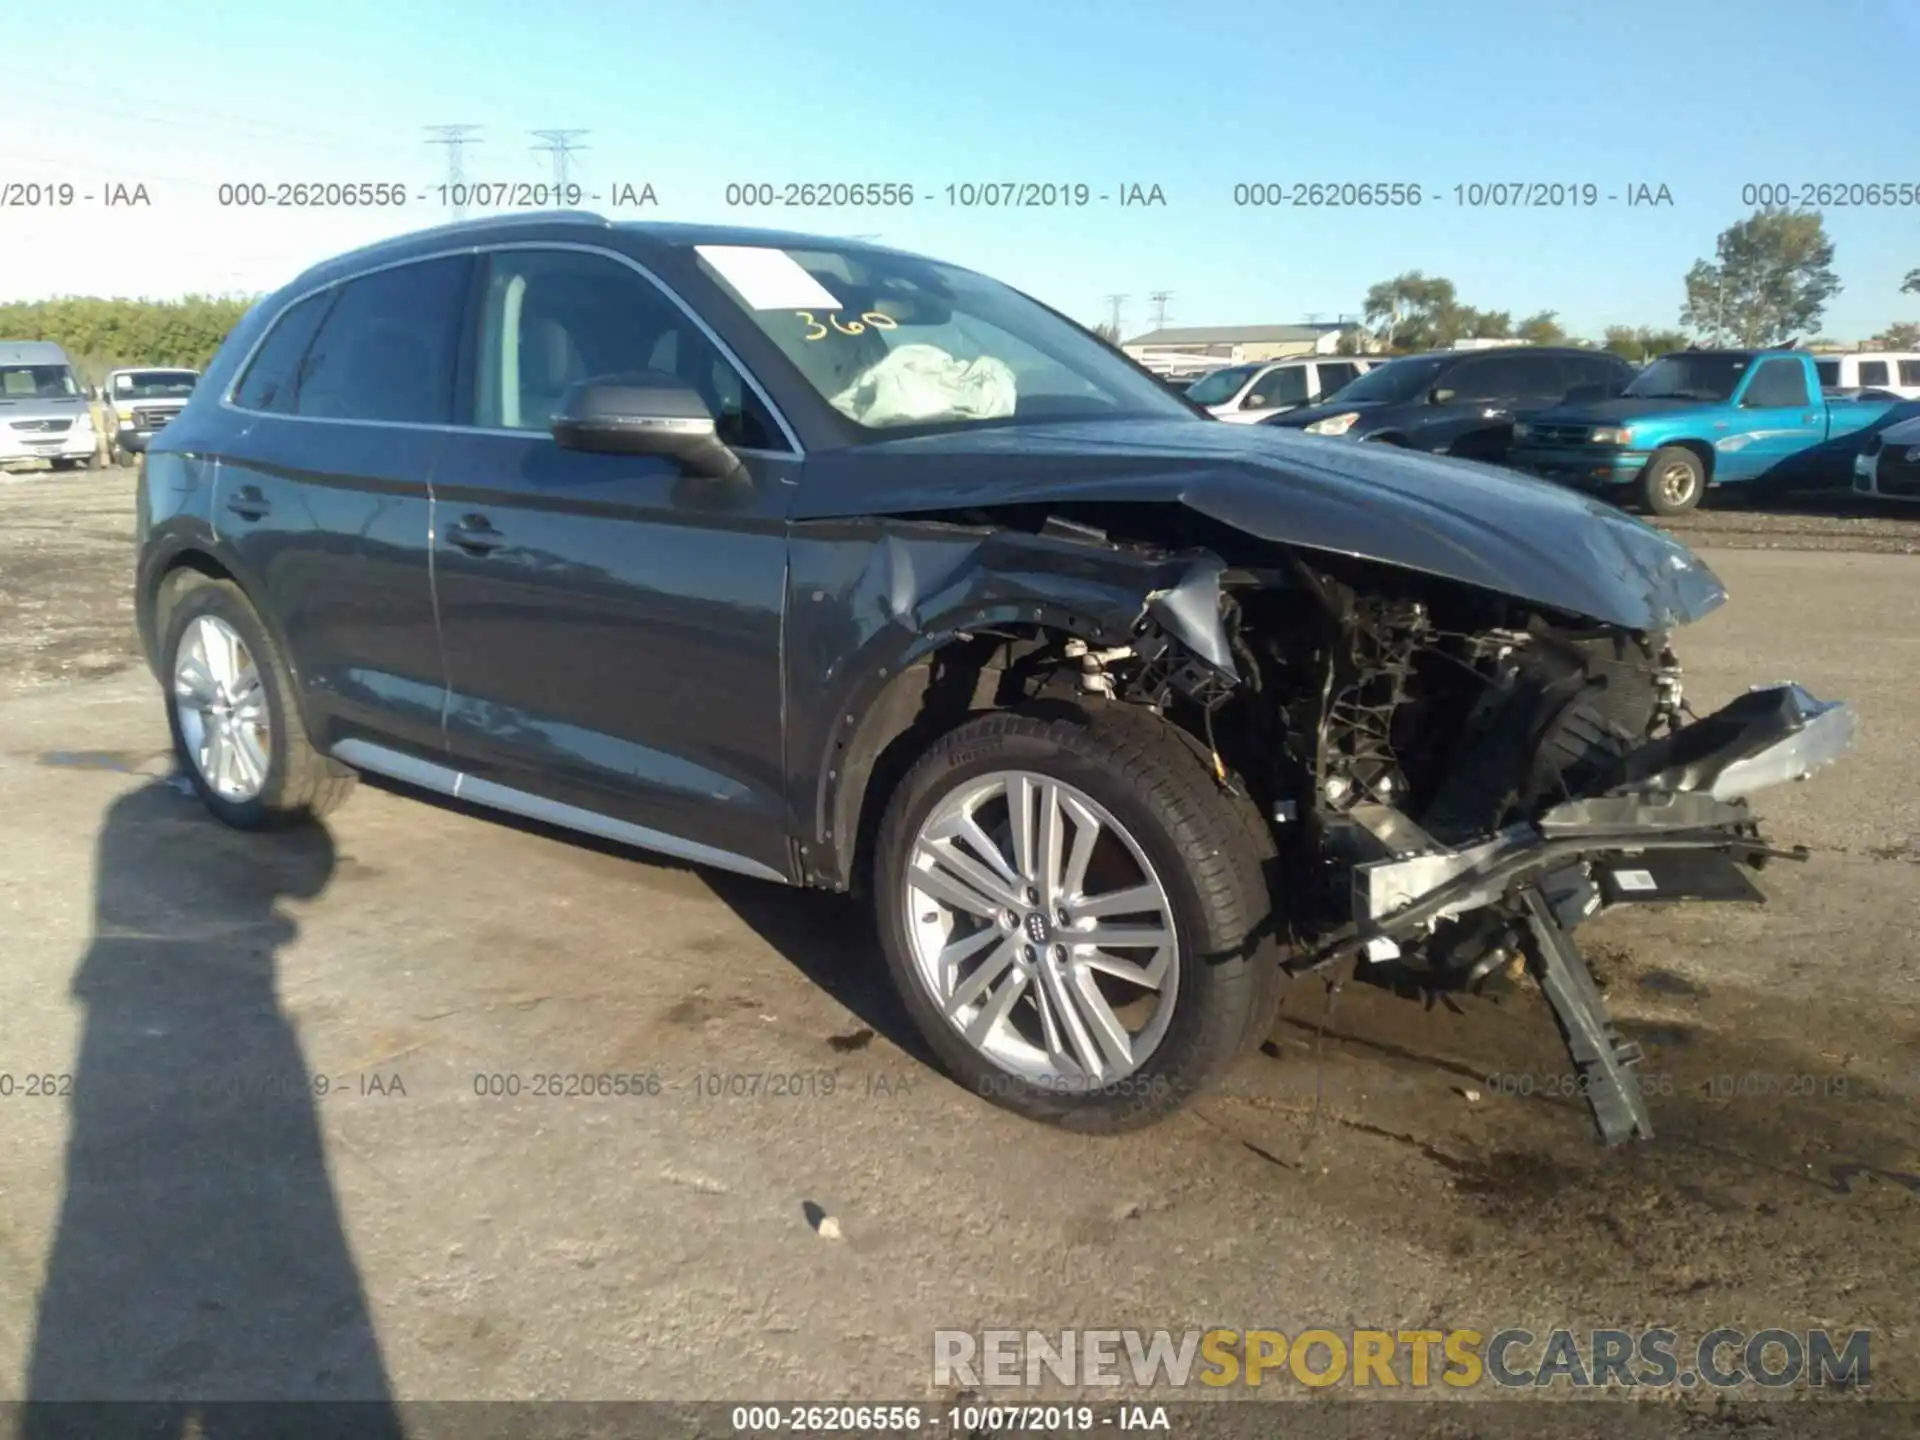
[1264, 345, 1637, 461]
[137, 214, 1852, 1146]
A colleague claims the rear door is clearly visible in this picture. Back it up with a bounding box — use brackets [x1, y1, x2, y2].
[1428, 354, 1561, 459]
[1725, 356, 1822, 484]
[429, 244, 797, 879]
[212, 254, 470, 758]
[1310, 360, 1363, 405]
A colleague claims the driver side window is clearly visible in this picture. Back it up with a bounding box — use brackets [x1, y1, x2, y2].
[472, 248, 778, 449]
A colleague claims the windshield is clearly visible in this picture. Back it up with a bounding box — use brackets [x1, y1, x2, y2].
[0, 364, 80, 400]
[1185, 364, 1260, 405]
[1625, 354, 1750, 401]
[694, 243, 1194, 432]
[1327, 356, 1448, 405]
[111, 369, 198, 400]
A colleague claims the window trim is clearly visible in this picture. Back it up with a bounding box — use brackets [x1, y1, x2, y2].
[221, 239, 805, 460]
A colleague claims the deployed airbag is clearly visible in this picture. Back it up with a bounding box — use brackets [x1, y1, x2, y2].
[831, 344, 1017, 427]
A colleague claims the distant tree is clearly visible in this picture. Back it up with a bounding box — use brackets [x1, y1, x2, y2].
[1333, 327, 1366, 355]
[1873, 321, 1920, 349]
[1092, 320, 1121, 343]
[0, 295, 258, 379]
[1601, 325, 1691, 364]
[1903, 269, 1920, 296]
[1363, 272, 1458, 351]
[1679, 208, 1840, 346]
[1516, 310, 1568, 345]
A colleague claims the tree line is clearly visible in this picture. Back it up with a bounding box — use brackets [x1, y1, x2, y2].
[1346, 207, 1917, 359]
[0, 294, 256, 387]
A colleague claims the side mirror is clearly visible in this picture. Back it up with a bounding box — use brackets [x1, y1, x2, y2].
[1429, 386, 1457, 405]
[551, 373, 742, 479]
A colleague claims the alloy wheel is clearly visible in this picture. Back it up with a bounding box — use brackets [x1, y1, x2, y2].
[1658, 460, 1699, 508]
[902, 769, 1180, 1088]
[173, 614, 272, 801]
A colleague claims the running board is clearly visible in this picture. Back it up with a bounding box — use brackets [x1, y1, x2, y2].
[329, 738, 791, 886]
[1518, 882, 1655, 1146]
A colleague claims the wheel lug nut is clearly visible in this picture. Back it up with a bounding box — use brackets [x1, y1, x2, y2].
[1025, 886, 1039, 904]
[1023, 945, 1036, 962]
[1052, 945, 1067, 962]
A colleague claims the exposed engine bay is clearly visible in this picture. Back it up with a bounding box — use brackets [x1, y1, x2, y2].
[939, 517, 1856, 1149]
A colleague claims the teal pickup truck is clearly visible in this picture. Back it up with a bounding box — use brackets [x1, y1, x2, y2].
[1507, 348, 1905, 515]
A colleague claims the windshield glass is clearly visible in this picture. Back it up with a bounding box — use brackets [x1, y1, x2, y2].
[1185, 364, 1259, 405]
[0, 364, 80, 400]
[111, 369, 198, 400]
[693, 243, 1194, 432]
[1625, 354, 1750, 401]
[1327, 356, 1448, 405]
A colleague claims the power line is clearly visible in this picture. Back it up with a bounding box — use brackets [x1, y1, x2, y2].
[529, 130, 590, 193]
[425, 125, 484, 217]
[1149, 291, 1173, 329]
[1103, 293, 1129, 336]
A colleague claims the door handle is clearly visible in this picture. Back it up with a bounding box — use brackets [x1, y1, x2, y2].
[444, 514, 506, 554]
[224, 487, 270, 521]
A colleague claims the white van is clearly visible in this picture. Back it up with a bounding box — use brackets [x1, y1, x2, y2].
[0, 341, 99, 471]
[1813, 352, 1920, 400]
[1184, 356, 1379, 423]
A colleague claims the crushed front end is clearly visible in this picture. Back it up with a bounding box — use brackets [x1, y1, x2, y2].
[1119, 547, 1856, 1147]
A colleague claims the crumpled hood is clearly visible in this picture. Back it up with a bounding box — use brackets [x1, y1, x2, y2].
[793, 417, 1727, 632]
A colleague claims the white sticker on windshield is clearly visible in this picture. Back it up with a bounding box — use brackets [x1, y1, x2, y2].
[695, 245, 841, 311]
[1612, 869, 1658, 892]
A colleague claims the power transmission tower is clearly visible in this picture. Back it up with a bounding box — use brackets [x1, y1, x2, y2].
[425, 125, 483, 218]
[530, 129, 591, 196]
[1149, 291, 1173, 329]
[1103, 293, 1129, 337]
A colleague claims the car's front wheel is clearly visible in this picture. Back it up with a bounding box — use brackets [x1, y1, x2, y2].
[874, 706, 1283, 1133]
[1640, 446, 1706, 515]
[162, 574, 356, 829]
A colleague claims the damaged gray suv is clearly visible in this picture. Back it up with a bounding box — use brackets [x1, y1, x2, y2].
[135, 214, 1855, 1148]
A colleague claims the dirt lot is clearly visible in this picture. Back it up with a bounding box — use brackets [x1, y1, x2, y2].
[0, 466, 1916, 1426]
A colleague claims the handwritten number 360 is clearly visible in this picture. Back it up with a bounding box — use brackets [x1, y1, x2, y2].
[797, 311, 899, 340]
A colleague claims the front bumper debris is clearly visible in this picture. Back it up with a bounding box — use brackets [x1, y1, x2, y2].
[1298, 682, 1856, 1147]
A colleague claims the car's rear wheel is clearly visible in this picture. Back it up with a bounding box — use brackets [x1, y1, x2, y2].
[162, 575, 356, 829]
[1640, 446, 1706, 515]
[873, 705, 1283, 1134]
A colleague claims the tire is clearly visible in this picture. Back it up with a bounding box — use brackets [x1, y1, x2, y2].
[873, 704, 1283, 1134]
[1639, 446, 1706, 515]
[49, 457, 77, 472]
[161, 574, 356, 829]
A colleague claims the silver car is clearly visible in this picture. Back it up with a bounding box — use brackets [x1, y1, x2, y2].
[0, 341, 99, 471]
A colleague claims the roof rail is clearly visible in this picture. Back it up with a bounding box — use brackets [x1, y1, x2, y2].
[291, 209, 612, 279]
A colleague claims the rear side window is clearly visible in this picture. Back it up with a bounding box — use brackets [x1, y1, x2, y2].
[231, 291, 333, 413]
[1857, 359, 1890, 387]
[294, 256, 472, 424]
[1742, 358, 1811, 408]
[1445, 355, 1538, 402]
[1316, 362, 1359, 392]
[1901, 361, 1920, 387]
[1815, 360, 1840, 387]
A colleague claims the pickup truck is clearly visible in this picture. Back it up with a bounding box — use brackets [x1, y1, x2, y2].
[1506, 348, 1907, 515]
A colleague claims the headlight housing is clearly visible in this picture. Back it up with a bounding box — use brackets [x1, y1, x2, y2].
[72, 410, 93, 434]
[1511, 421, 1532, 440]
[1589, 425, 1634, 446]
[1304, 411, 1362, 437]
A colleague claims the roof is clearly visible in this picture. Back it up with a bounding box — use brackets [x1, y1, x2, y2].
[1123, 323, 1354, 346]
[1385, 345, 1609, 362]
[284, 211, 924, 293]
[0, 340, 71, 364]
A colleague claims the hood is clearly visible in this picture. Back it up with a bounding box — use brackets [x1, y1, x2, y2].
[1532, 397, 1714, 425]
[1878, 413, 1920, 444]
[0, 393, 87, 421]
[792, 417, 1726, 633]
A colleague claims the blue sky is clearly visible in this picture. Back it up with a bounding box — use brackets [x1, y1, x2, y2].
[4, 0, 1918, 342]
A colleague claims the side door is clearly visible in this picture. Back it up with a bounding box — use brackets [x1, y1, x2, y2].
[1235, 362, 1312, 420]
[1425, 354, 1545, 458]
[1724, 356, 1822, 484]
[211, 255, 469, 759]
[430, 244, 797, 881]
